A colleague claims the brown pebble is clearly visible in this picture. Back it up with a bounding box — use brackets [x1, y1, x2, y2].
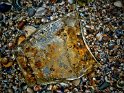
[102, 34, 109, 42]
[33, 85, 42, 91]
[50, 0, 57, 3]
[18, 20, 26, 29]
[8, 42, 15, 49]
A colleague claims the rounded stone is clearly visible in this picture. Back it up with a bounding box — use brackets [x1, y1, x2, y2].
[7, 88, 14, 93]
[27, 7, 36, 17]
[27, 87, 34, 93]
[115, 29, 123, 38]
[33, 85, 42, 91]
[35, 7, 47, 17]
[114, 1, 123, 7]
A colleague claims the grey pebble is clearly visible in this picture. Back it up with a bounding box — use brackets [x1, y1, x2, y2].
[7, 88, 14, 93]
[35, 7, 47, 17]
[27, 7, 36, 17]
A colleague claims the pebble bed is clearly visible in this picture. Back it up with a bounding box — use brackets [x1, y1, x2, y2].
[0, 0, 124, 93]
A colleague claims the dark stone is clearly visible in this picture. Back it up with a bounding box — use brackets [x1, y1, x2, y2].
[38, 2, 43, 7]
[12, 0, 22, 10]
[20, 83, 27, 90]
[0, 13, 3, 21]
[112, 72, 119, 80]
[115, 29, 123, 38]
[108, 31, 114, 38]
[118, 21, 123, 25]
[82, 86, 86, 92]
[7, 88, 14, 93]
[56, 0, 63, 3]
[108, 41, 115, 50]
[98, 81, 110, 90]
[0, 3, 11, 13]
[0, 22, 6, 27]
[31, 0, 37, 7]
[5, 67, 12, 74]
[111, 22, 117, 26]
[60, 86, 64, 93]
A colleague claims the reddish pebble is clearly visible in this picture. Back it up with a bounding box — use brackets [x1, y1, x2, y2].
[33, 85, 42, 91]
[50, 0, 57, 3]
[18, 20, 26, 29]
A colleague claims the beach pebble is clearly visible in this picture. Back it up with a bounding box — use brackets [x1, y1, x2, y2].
[0, 0, 124, 93]
[0, 13, 3, 21]
[114, 1, 123, 7]
[0, 2, 11, 13]
[33, 85, 42, 91]
[96, 32, 103, 41]
[18, 20, 26, 30]
[27, 7, 36, 17]
[35, 7, 47, 17]
[27, 87, 34, 93]
[7, 88, 14, 93]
